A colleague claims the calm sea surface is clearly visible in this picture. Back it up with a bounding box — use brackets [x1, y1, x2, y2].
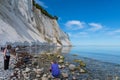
[29, 45, 120, 64]
[69, 46, 120, 64]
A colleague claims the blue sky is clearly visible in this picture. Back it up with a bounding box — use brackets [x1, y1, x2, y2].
[35, 0, 120, 46]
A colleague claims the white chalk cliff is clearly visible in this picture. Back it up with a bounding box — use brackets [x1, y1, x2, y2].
[0, 0, 71, 46]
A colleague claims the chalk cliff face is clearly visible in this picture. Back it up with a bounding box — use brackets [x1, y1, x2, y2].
[0, 0, 71, 46]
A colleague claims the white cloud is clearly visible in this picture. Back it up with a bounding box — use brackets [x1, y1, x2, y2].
[78, 32, 88, 35]
[77, 32, 88, 37]
[107, 29, 120, 35]
[69, 32, 88, 38]
[35, 0, 48, 8]
[88, 23, 103, 31]
[65, 20, 85, 30]
[114, 29, 120, 33]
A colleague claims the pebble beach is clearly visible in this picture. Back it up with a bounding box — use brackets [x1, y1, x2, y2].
[0, 47, 120, 80]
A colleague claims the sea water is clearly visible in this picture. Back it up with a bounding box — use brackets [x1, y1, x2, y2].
[28, 45, 120, 64]
[69, 45, 120, 64]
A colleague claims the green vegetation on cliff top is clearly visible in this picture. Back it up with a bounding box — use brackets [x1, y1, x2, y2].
[33, 0, 58, 20]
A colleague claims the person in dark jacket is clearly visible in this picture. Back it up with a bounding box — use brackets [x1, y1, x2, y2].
[3, 45, 12, 70]
[50, 60, 60, 78]
[1, 47, 5, 52]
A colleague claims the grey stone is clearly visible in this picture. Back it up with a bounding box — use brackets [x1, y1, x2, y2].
[43, 74, 47, 77]
[25, 67, 31, 72]
[41, 77, 48, 80]
[72, 76, 77, 80]
[58, 59, 64, 63]
[58, 65, 62, 69]
[34, 55, 38, 58]
[80, 68, 86, 73]
[36, 74, 40, 78]
[62, 72, 68, 78]
[69, 64, 76, 71]
[61, 65, 65, 68]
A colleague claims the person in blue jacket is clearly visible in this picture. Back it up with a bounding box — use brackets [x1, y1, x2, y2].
[50, 60, 60, 78]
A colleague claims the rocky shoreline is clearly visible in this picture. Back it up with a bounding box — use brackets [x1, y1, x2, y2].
[64, 54, 120, 80]
[0, 47, 120, 80]
[0, 52, 16, 80]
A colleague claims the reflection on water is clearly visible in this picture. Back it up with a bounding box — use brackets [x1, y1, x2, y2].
[28, 46, 72, 55]
[20, 45, 120, 64]
[61, 47, 72, 54]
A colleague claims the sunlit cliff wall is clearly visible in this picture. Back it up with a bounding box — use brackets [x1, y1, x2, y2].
[0, 0, 71, 46]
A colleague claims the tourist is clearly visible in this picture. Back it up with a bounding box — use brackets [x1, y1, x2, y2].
[3, 45, 12, 70]
[15, 46, 19, 61]
[50, 60, 60, 78]
[1, 47, 5, 52]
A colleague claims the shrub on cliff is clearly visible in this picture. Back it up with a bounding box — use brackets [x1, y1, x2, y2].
[33, 0, 58, 20]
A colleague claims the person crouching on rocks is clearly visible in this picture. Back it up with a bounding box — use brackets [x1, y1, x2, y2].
[3, 45, 12, 70]
[50, 60, 60, 78]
